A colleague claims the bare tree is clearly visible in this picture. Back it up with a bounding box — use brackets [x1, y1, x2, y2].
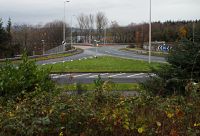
[12, 20, 70, 55]
[89, 14, 94, 43]
[77, 14, 93, 43]
[96, 12, 108, 41]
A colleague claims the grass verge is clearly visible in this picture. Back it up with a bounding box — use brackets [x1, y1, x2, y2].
[0, 48, 83, 64]
[121, 48, 168, 57]
[42, 56, 162, 73]
[57, 83, 141, 91]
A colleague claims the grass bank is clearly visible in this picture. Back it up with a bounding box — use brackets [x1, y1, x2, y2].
[42, 56, 162, 73]
[121, 48, 168, 57]
[0, 48, 83, 64]
[57, 83, 141, 91]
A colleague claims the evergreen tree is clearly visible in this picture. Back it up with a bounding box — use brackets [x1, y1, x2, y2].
[0, 18, 7, 44]
[6, 18, 12, 45]
[143, 39, 200, 96]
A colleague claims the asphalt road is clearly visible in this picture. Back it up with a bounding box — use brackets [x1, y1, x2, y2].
[36, 45, 162, 84]
[37, 45, 166, 65]
[51, 73, 155, 84]
[87, 45, 166, 63]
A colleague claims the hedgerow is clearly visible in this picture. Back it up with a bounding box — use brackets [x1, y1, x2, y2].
[0, 85, 199, 135]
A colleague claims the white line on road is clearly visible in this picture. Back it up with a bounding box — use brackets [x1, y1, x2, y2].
[109, 73, 126, 78]
[105, 51, 111, 53]
[50, 74, 58, 77]
[74, 73, 92, 78]
[88, 73, 109, 78]
[50, 62, 57, 64]
[127, 73, 145, 78]
[52, 74, 71, 79]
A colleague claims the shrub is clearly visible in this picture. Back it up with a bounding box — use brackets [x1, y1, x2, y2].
[143, 39, 200, 96]
[0, 54, 55, 99]
[0, 86, 199, 135]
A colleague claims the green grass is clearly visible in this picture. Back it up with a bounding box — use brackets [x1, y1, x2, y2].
[0, 49, 82, 64]
[42, 56, 162, 73]
[121, 48, 168, 57]
[33, 53, 74, 61]
[57, 83, 141, 91]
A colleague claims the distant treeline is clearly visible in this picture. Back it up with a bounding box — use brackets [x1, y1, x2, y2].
[0, 14, 200, 58]
[107, 20, 200, 47]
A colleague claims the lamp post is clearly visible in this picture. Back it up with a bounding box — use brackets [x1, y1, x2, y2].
[104, 27, 107, 45]
[191, 50, 200, 80]
[193, 22, 195, 43]
[71, 15, 75, 49]
[63, 1, 70, 51]
[41, 40, 45, 55]
[149, 0, 152, 63]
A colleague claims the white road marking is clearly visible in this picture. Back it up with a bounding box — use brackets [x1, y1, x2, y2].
[127, 73, 145, 78]
[88, 73, 109, 78]
[105, 50, 126, 56]
[105, 51, 111, 53]
[109, 73, 126, 78]
[50, 74, 58, 76]
[52, 74, 71, 79]
[74, 73, 92, 78]
[50, 62, 57, 64]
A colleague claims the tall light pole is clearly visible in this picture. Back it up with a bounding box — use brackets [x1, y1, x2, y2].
[71, 15, 75, 48]
[149, 0, 152, 63]
[104, 27, 107, 45]
[42, 40, 45, 55]
[63, 1, 70, 51]
[193, 22, 195, 43]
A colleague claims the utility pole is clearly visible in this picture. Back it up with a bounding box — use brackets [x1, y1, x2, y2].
[104, 27, 107, 45]
[149, 0, 152, 64]
[193, 22, 195, 43]
[71, 15, 73, 49]
[42, 40, 45, 55]
[70, 15, 76, 48]
[63, 1, 70, 51]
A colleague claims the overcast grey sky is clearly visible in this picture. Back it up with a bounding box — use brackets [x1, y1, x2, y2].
[0, 0, 200, 26]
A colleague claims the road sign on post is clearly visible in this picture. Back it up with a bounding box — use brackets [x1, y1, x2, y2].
[158, 44, 170, 52]
[62, 41, 66, 52]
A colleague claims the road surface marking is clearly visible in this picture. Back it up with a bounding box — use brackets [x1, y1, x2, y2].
[74, 73, 92, 78]
[105, 51, 111, 53]
[127, 73, 145, 78]
[111, 52, 126, 56]
[109, 73, 126, 78]
[50, 62, 57, 64]
[52, 74, 71, 79]
[88, 73, 109, 78]
[50, 74, 58, 76]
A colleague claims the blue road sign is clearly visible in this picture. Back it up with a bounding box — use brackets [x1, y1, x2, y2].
[158, 44, 170, 52]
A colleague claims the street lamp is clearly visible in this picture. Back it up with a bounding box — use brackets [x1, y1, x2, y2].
[191, 50, 200, 80]
[193, 22, 195, 43]
[104, 27, 107, 45]
[63, 1, 70, 51]
[71, 15, 75, 49]
[149, 0, 152, 63]
[41, 40, 45, 55]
